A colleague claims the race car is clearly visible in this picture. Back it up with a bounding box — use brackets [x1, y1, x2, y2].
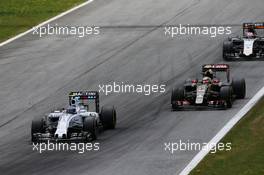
[223, 22, 264, 60]
[171, 64, 246, 110]
[31, 91, 116, 142]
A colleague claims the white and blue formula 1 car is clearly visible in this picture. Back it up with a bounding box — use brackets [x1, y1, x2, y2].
[31, 91, 116, 142]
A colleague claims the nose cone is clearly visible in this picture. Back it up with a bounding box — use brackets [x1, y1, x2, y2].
[55, 115, 69, 139]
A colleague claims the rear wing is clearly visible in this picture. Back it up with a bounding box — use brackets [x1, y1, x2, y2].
[69, 91, 99, 112]
[202, 64, 229, 72]
[243, 22, 264, 29]
[202, 64, 230, 82]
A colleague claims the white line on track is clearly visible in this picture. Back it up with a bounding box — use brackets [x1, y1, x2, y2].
[178, 86, 264, 175]
[0, 0, 94, 47]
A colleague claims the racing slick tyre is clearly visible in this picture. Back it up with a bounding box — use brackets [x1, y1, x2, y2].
[31, 118, 45, 142]
[232, 78, 246, 99]
[171, 87, 185, 110]
[223, 41, 233, 61]
[83, 117, 98, 141]
[220, 86, 233, 109]
[100, 106, 116, 130]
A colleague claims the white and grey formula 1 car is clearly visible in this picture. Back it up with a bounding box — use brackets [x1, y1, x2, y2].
[223, 22, 264, 60]
[31, 91, 116, 142]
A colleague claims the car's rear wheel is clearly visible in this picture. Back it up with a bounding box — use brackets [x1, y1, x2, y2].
[100, 106, 116, 129]
[232, 78, 246, 99]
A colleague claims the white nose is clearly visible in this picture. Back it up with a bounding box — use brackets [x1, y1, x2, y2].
[55, 129, 67, 138]
[55, 115, 68, 139]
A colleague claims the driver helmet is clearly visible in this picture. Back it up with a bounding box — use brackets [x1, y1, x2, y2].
[204, 69, 214, 79]
[202, 76, 211, 84]
[245, 31, 254, 37]
[71, 96, 81, 106]
[245, 27, 256, 37]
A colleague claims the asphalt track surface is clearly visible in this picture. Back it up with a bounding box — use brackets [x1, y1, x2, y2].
[0, 0, 264, 175]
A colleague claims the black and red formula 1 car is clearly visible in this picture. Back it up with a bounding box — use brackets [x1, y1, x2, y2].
[171, 64, 246, 110]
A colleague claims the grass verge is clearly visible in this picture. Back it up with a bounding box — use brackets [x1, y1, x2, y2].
[0, 0, 86, 42]
[190, 98, 264, 175]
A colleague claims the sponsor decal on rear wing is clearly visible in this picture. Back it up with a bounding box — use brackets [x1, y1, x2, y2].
[202, 64, 229, 71]
[243, 22, 264, 29]
[69, 91, 99, 99]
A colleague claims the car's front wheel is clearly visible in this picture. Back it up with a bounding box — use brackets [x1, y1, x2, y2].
[83, 117, 98, 141]
[223, 41, 233, 61]
[171, 87, 185, 110]
[31, 118, 45, 142]
[220, 86, 233, 109]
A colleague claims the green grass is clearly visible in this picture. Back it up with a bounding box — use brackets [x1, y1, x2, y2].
[190, 98, 264, 175]
[0, 0, 86, 42]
